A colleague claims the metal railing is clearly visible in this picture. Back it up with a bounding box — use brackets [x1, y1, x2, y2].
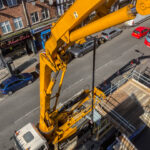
[96, 97, 136, 133]
[103, 70, 150, 96]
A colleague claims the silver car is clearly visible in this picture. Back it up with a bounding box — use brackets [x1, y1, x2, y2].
[100, 27, 122, 43]
[69, 38, 95, 58]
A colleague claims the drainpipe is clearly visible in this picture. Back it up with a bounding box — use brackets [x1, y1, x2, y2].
[22, 0, 29, 26]
[22, 0, 37, 54]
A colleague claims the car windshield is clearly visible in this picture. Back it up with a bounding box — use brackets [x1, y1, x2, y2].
[102, 32, 108, 36]
[0, 83, 5, 89]
[75, 44, 84, 49]
[133, 30, 140, 34]
[16, 75, 24, 79]
[147, 32, 150, 38]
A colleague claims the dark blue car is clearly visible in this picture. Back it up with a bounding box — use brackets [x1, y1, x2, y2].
[0, 73, 33, 95]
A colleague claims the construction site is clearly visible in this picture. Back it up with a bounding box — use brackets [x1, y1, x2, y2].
[55, 66, 150, 150]
[0, 0, 149, 150]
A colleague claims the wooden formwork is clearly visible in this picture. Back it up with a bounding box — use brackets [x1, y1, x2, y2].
[96, 79, 150, 134]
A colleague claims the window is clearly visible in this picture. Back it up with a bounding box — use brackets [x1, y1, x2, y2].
[0, 83, 5, 89]
[86, 41, 93, 47]
[8, 82, 15, 87]
[13, 17, 23, 30]
[0, 0, 4, 9]
[144, 29, 148, 32]
[23, 131, 34, 143]
[6, 0, 17, 7]
[66, 2, 73, 9]
[31, 12, 39, 24]
[76, 44, 83, 49]
[0, 21, 12, 34]
[63, 1, 73, 12]
[8, 80, 21, 87]
[16, 75, 24, 79]
[14, 80, 22, 84]
[41, 8, 50, 20]
[102, 32, 108, 36]
[109, 30, 116, 35]
[16, 18, 23, 30]
[133, 30, 140, 34]
[147, 32, 150, 38]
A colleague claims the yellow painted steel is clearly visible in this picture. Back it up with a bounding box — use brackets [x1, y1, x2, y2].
[52, 88, 106, 144]
[136, 0, 150, 15]
[38, 0, 150, 146]
[70, 5, 135, 42]
[40, 0, 107, 135]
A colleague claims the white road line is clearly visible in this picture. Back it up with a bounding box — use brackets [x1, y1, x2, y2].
[96, 60, 113, 72]
[62, 78, 84, 92]
[14, 106, 39, 124]
[0, 96, 7, 103]
[0, 97, 4, 102]
[13, 44, 139, 125]
[63, 61, 113, 92]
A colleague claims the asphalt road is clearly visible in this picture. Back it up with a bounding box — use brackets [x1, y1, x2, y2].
[0, 20, 150, 150]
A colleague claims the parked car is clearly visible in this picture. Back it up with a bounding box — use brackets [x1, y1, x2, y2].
[144, 31, 150, 47]
[124, 14, 150, 27]
[0, 73, 33, 95]
[131, 27, 150, 39]
[69, 38, 95, 58]
[99, 27, 122, 43]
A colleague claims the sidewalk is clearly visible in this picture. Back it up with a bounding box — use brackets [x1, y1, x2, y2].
[0, 51, 41, 82]
[0, 21, 127, 83]
[0, 49, 150, 83]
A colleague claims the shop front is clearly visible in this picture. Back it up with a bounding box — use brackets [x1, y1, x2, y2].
[31, 24, 51, 51]
[0, 32, 34, 60]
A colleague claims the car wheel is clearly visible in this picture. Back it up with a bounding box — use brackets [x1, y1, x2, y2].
[8, 91, 13, 95]
[100, 38, 105, 44]
[28, 80, 32, 85]
[79, 53, 84, 57]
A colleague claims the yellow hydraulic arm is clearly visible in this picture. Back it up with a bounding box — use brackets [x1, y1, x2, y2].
[39, 0, 150, 144]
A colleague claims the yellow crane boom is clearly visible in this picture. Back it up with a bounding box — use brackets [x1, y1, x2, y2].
[38, 0, 150, 146]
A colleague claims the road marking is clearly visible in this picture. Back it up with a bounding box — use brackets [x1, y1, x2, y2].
[62, 78, 84, 92]
[0, 95, 7, 103]
[0, 97, 4, 102]
[14, 106, 39, 124]
[96, 60, 113, 72]
[13, 43, 141, 125]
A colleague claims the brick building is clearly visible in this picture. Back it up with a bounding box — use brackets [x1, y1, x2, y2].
[0, 0, 57, 63]
[0, 0, 74, 69]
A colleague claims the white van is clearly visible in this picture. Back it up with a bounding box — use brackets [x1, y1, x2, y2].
[13, 123, 49, 150]
[124, 14, 150, 27]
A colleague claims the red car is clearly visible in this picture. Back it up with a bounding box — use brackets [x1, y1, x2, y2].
[131, 27, 150, 39]
[144, 31, 150, 48]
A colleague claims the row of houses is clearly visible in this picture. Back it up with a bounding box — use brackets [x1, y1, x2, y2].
[0, 0, 74, 62]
